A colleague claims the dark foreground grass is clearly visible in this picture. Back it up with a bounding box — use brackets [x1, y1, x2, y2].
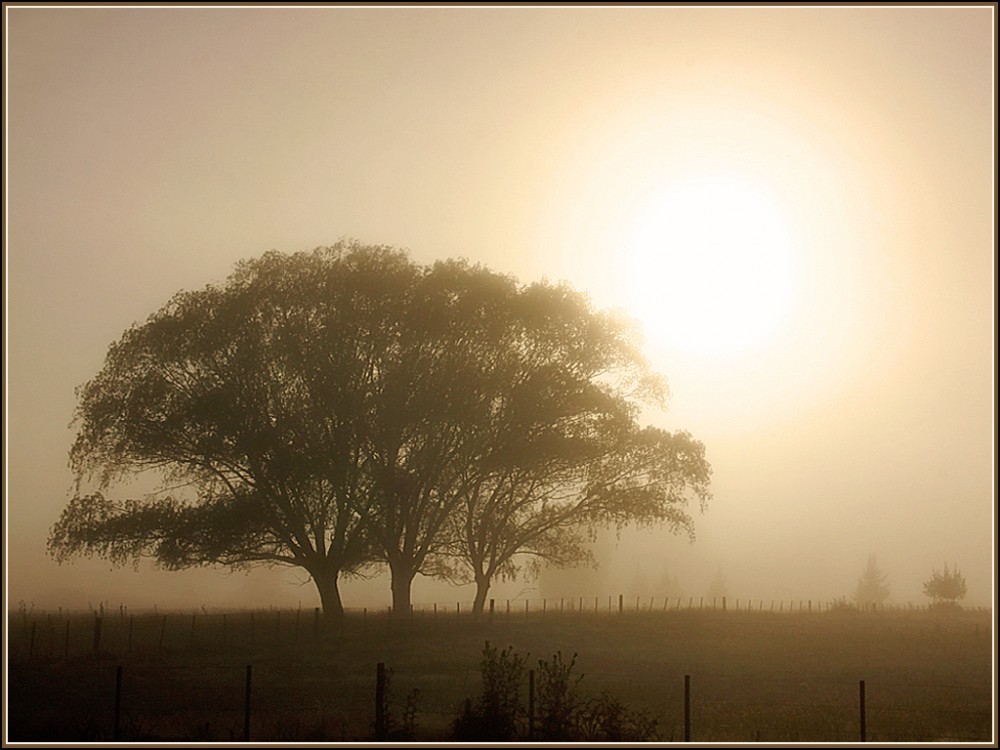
[6, 605, 993, 742]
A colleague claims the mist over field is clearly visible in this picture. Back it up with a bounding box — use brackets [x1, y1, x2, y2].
[6, 6, 994, 619]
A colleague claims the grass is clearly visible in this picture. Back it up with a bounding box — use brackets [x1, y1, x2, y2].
[6, 604, 993, 742]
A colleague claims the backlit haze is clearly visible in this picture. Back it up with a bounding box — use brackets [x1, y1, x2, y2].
[5, 6, 995, 612]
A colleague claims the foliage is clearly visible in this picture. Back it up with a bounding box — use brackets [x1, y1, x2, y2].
[922, 563, 967, 605]
[452, 642, 526, 741]
[432, 420, 711, 613]
[853, 553, 890, 609]
[50, 242, 711, 618]
[576, 692, 660, 742]
[381, 668, 420, 742]
[453, 643, 657, 741]
[827, 596, 859, 613]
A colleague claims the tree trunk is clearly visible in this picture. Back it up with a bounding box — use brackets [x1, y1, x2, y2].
[389, 565, 416, 619]
[472, 575, 491, 615]
[312, 568, 344, 627]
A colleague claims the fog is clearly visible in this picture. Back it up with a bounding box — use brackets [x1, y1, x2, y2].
[5, 6, 994, 614]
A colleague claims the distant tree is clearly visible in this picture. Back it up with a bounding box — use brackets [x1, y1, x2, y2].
[706, 570, 728, 601]
[853, 553, 890, 609]
[922, 563, 967, 606]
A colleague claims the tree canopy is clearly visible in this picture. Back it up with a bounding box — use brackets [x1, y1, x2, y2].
[50, 242, 711, 618]
[922, 563, 967, 607]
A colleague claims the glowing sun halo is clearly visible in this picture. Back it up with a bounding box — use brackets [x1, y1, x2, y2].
[625, 173, 798, 357]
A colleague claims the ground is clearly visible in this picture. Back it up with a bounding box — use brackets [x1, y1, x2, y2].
[6, 602, 993, 742]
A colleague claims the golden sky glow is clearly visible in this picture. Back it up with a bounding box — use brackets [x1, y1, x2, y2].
[5, 5, 995, 609]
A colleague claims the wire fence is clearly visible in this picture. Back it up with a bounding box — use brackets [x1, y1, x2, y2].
[7, 659, 992, 742]
[7, 601, 993, 742]
[8, 595, 991, 662]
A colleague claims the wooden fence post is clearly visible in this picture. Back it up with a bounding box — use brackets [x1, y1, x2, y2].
[489, 599, 495, 624]
[684, 674, 691, 742]
[375, 662, 388, 741]
[244, 665, 253, 741]
[113, 665, 123, 740]
[528, 669, 536, 740]
[127, 616, 134, 654]
[618, 594, 623, 614]
[859, 679, 866, 742]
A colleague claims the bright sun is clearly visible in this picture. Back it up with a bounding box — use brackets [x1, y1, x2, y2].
[625, 172, 798, 357]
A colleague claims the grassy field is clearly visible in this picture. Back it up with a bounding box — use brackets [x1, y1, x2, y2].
[6, 603, 994, 742]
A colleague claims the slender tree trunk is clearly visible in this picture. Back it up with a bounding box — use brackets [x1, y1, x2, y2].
[389, 565, 416, 619]
[312, 568, 344, 627]
[472, 575, 491, 615]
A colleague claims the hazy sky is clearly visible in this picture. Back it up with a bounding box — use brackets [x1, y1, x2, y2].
[5, 5, 995, 611]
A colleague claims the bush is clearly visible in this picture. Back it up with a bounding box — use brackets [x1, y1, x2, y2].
[577, 692, 660, 742]
[453, 643, 658, 741]
[452, 642, 525, 741]
[923, 564, 967, 606]
[535, 650, 583, 740]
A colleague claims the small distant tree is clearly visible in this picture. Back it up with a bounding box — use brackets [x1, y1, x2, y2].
[853, 553, 890, 609]
[922, 563, 967, 607]
[706, 569, 728, 601]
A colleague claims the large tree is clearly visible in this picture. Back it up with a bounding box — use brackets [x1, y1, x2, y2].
[435, 423, 710, 614]
[354, 260, 673, 615]
[51, 242, 710, 619]
[50, 244, 418, 621]
[364, 261, 708, 615]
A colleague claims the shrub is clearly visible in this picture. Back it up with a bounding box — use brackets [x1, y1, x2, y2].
[453, 643, 658, 741]
[923, 564, 967, 607]
[452, 642, 525, 741]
